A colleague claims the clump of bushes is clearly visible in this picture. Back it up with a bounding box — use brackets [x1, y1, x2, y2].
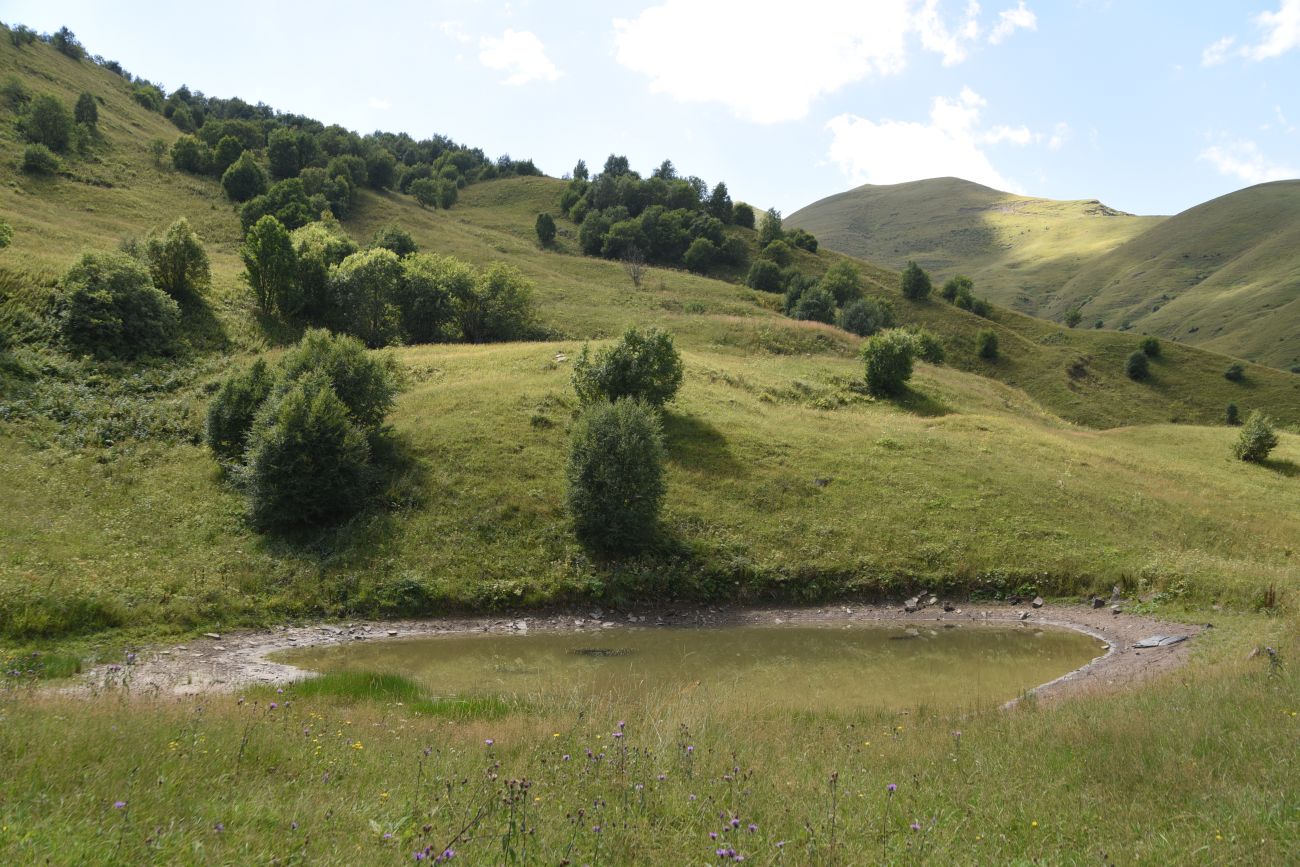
[837, 296, 894, 337]
[1232, 411, 1278, 463]
[976, 329, 999, 360]
[144, 217, 209, 298]
[572, 326, 683, 407]
[58, 251, 180, 359]
[22, 143, 60, 174]
[1139, 335, 1161, 357]
[861, 329, 918, 396]
[1224, 363, 1245, 382]
[1125, 351, 1149, 380]
[205, 330, 400, 529]
[370, 225, 418, 258]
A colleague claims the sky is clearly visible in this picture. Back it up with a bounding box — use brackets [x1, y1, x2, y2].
[4, 1, 1298, 216]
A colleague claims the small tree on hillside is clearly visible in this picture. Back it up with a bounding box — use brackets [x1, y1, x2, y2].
[329, 248, 404, 348]
[819, 260, 864, 305]
[275, 329, 399, 430]
[145, 217, 210, 298]
[535, 212, 557, 247]
[370, 225, 418, 258]
[573, 326, 684, 407]
[1140, 335, 1161, 357]
[1224, 363, 1245, 382]
[1232, 411, 1278, 463]
[732, 203, 755, 229]
[455, 262, 537, 342]
[242, 215, 299, 315]
[60, 251, 180, 359]
[683, 237, 718, 274]
[940, 274, 972, 302]
[566, 399, 666, 553]
[977, 329, 999, 360]
[745, 259, 783, 293]
[838, 296, 894, 337]
[205, 358, 275, 462]
[222, 151, 268, 202]
[171, 135, 210, 174]
[792, 287, 837, 324]
[757, 207, 784, 247]
[212, 135, 244, 175]
[1125, 350, 1149, 380]
[22, 93, 72, 152]
[73, 91, 97, 126]
[1064, 307, 1083, 328]
[862, 329, 918, 397]
[1225, 403, 1239, 426]
[901, 261, 931, 301]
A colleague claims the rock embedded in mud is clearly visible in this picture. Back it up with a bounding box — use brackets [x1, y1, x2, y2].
[1032, 597, 1044, 609]
[1091, 597, 1105, 609]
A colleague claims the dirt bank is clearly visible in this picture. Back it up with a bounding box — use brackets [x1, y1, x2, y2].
[70, 601, 1204, 705]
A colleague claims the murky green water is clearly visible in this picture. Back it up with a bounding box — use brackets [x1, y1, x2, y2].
[277, 622, 1105, 713]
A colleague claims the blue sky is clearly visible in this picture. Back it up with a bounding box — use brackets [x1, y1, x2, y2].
[5, 1, 1298, 216]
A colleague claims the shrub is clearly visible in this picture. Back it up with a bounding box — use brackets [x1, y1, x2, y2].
[455, 262, 537, 343]
[682, 237, 718, 273]
[221, 151, 268, 202]
[862, 330, 917, 397]
[242, 215, 299, 315]
[293, 220, 358, 322]
[144, 217, 210, 298]
[792, 287, 837, 324]
[535, 213, 557, 247]
[276, 329, 398, 430]
[394, 253, 468, 343]
[328, 248, 404, 348]
[732, 203, 755, 229]
[60, 251, 180, 359]
[205, 359, 275, 462]
[370, 225, 418, 258]
[239, 178, 315, 232]
[908, 328, 946, 364]
[0, 221, 11, 248]
[1139, 335, 1161, 357]
[243, 376, 372, 529]
[212, 135, 244, 175]
[170, 135, 210, 174]
[819, 260, 864, 306]
[900, 260, 931, 300]
[977, 329, 999, 360]
[267, 127, 300, 180]
[566, 399, 666, 553]
[940, 274, 972, 302]
[757, 208, 784, 247]
[409, 178, 439, 208]
[1232, 411, 1278, 462]
[787, 228, 818, 253]
[971, 297, 993, 318]
[1225, 403, 1239, 426]
[1224, 363, 1245, 382]
[436, 179, 458, 209]
[746, 259, 784, 293]
[21, 143, 59, 174]
[22, 93, 72, 152]
[1064, 307, 1083, 328]
[2, 76, 30, 110]
[572, 326, 684, 407]
[761, 239, 793, 266]
[1125, 350, 1149, 380]
[73, 91, 97, 126]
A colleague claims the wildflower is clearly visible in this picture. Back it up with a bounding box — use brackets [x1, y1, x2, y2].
[910, 822, 921, 832]
[1031, 821, 1038, 828]
[380, 792, 389, 800]
[276, 687, 284, 694]
[686, 745, 694, 753]
[613, 732, 623, 739]
[291, 822, 298, 830]
[351, 741, 364, 750]
[690, 794, 697, 801]
[887, 783, 897, 794]
[485, 739, 494, 746]
[618, 720, 626, 729]
[635, 783, 644, 792]
[113, 801, 127, 809]
[562, 754, 571, 761]
[270, 702, 277, 710]
[731, 818, 741, 829]
[214, 822, 225, 832]
[658, 773, 667, 781]
[593, 825, 602, 833]
[553, 732, 561, 737]
[747, 823, 758, 833]
[776, 841, 787, 848]
[710, 832, 718, 840]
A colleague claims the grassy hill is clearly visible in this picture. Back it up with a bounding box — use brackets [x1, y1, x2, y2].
[788, 177, 1300, 370]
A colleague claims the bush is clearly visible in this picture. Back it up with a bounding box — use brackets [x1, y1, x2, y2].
[900, 260, 931, 300]
[1125, 350, 1149, 380]
[276, 329, 398, 430]
[861, 330, 917, 397]
[267, 128, 300, 180]
[170, 135, 210, 174]
[243, 375, 372, 529]
[970, 297, 993, 318]
[1064, 307, 1083, 328]
[221, 151, 268, 202]
[792, 287, 837, 324]
[1139, 335, 1161, 357]
[572, 326, 684, 407]
[73, 91, 97, 126]
[733, 203, 755, 229]
[746, 259, 784, 293]
[205, 358, 275, 462]
[908, 328, 946, 364]
[819, 260, 863, 306]
[22, 93, 72, 152]
[2, 76, 30, 110]
[566, 399, 666, 553]
[242, 215, 299, 315]
[1225, 403, 1239, 426]
[682, 237, 718, 273]
[757, 208, 784, 247]
[760, 239, 793, 266]
[456, 262, 537, 343]
[535, 213, 557, 247]
[787, 228, 818, 253]
[328, 248, 404, 348]
[1232, 411, 1278, 462]
[395, 253, 468, 343]
[409, 178, 439, 208]
[940, 274, 972, 302]
[212, 135, 244, 175]
[144, 217, 210, 298]
[1224, 363, 1245, 382]
[370, 225, 418, 258]
[21, 143, 59, 174]
[977, 329, 999, 360]
[0, 221, 11, 248]
[293, 220, 358, 323]
[60, 251, 180, 359]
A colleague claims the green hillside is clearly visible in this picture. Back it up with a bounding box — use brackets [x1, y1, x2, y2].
[785, 177, 1164, 314]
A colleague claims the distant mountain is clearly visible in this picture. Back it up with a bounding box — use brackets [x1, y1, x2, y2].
[789, 177, 1300, 370]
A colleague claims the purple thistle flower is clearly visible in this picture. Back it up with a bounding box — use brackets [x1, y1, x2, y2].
[593, 825, 602, 834]
[613, 731, 623, 739]
[415, 854, 426, 862]
[686, 745, 694, 753]
[731, 818, 741, 829]
[710, 832, 718, 840]
[910, 822, 921, 832]
[214, 822, 225, 833]
[562, 754, 571, 761]
[618, 720, 626, 729]
[484, 738, 494, 746]
[291, 821, 298, 830]
[113, 801, 126, 809]
[776, 841, 787, 849]
[887, 783, 897, 794]
[269, 702, 277, 710]
[747, 823, 758, 833]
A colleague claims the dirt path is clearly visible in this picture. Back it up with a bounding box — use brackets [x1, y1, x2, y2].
[70, 601, 1204, 705]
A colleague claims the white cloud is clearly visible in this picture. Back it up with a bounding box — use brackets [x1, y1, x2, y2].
[984, 124, 1033, 145]
[826, 88, 1026, 192]
[1047, 121, 1070, 151]
[612, 1, 1035, 124]
[368, 97, 391, 111]
[1199, 139, 1298, 184]
[479, 29, 560, 85]
[1202, 1, 1300, 65]
[988, 1, 1037, 44]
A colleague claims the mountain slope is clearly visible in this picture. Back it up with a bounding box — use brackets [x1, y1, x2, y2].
[786, 177, 1163, 313]
[1053, 181, 1300, 369]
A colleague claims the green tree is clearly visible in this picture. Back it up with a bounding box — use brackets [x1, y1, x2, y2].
[977, 329, 999, 360]
[940, 274, 972, 303]
[170, 135, 210, 174]
[73, 91, 97, 126]
[436, 180, 459, 209]
[732, 202, 755, 229]
[572, 159, 589, 181]
[837, 296, 894, 337]
[707, 182, 733, 223]
[212, 135, 244, 176]
[292, 220, 358, 323]
[908, 327, 946, 364]
[144, 217, 210, 298]
[1225, 403, 1239, 426]
[572, 326, 684, 407]
[455, 262, 537, 343]
[682, 237, 718, 273]
[409, 178, 438, 208]
[566, 399, 666, 553]
[792, 287, 837, 324]
[757, 207, 784, 247]
[900, 260, 932, 301]
[243, 376, 372, 530]
[0, 221, 12, 248]
[222, 151, 269, 202]
[1064, 307, 1083, 328]
[1140, 335, 1161, 357]
[1125, 350, 1148, 380]
[276, 329, 398, 430]
[60, 251, 180, 359]
[861, 329, 917, 397]
[1232, 411, 1279, 462]
[394, 253, 469, 343]
[267, 127, 300, 181]
[21, 143, 59, 174]
[205, 358, 275, 462]
[786, 228, 818, 253]
[22, 93, 72, 152]
[1224, 363, 1245, 382]
[329, 248, 404, 348]
[535, 212, 557, 247]
[819, 260, 864, 305]
[364, 148, 397, 190]
[241, 215, 299, 315]
[745, 259, 784, 293]
[370, 225, 418, 258]
[761, 239, 793, 266]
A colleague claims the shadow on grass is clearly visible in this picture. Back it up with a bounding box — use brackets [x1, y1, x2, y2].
[176, 293, 229, 354]
[889, 386, 953, 417]
[1261, 457, 1299, 478]
[662, 410, 743, 476]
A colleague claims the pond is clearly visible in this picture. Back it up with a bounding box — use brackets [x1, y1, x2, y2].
[275, 622, 1106, 713]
